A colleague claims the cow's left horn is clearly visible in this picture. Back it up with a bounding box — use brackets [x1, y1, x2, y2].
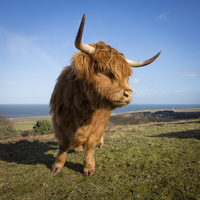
[126, 50, 162, 67]
[75, 14, 95, 54]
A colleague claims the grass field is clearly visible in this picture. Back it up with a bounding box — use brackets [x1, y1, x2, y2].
[0, 116, 200, 199]
[10, 115, 51, 131]
[13, 123, 35, 130]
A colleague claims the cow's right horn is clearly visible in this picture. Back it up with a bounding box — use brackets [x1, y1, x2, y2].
[125, 51, 162, 67]
[75, 14, 95, 54]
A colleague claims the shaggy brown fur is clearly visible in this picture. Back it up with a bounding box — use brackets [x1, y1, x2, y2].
[50, 41, 133, 176]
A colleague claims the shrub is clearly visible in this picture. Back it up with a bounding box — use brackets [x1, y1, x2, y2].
[0, 114, 20, 140]
[33, 120, 53, 135]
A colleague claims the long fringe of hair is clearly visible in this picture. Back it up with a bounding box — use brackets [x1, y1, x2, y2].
[71, 41, 132, 80]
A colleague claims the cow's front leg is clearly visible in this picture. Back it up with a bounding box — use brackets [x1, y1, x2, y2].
[83, 147, 95, 177]
[51, 144, 68, 172]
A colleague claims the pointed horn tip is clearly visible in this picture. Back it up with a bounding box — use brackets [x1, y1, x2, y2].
[82, 14, 86, 21]
[74, 14, 86, 49]
[156, 50, 162, 58]
[155, 50, 162, 57]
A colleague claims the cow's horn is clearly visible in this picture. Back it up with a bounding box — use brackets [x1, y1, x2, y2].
[125, 50, 162, 67]
[75, 14, 95, 54]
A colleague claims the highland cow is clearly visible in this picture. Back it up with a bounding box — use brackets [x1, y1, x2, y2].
[50, 14, 161, 177]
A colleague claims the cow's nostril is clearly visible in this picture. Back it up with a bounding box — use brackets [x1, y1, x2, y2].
[123, 91, 129, 98]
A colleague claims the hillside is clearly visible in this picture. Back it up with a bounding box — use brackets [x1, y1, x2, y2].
[0, 114, 200, 199]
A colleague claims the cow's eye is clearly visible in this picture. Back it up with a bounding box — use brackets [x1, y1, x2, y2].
[106, 73, 116, 84]
[107, 73, 115, 79]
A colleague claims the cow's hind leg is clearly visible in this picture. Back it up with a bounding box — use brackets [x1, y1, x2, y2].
[74, 145, 83, 154]
[51, 144, 69, 172]
[96, 135, 103, 148]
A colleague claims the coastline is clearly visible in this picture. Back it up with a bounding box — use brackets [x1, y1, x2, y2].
[2, 104, 200, 118]
[112, 107, 200, 115]
[9, 107, 200, 125]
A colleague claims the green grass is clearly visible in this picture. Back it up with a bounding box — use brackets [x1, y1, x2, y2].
[0, 119, 200, 199]
[13, 123, 35, 130]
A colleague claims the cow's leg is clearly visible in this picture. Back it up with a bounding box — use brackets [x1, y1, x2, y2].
[72, 125, 90, 154]
[51, 144, 69, 172]
[74, 145, 83, 154]
[83, 146, 95, 177]
[96, 135, 103, 148]
[75, 137, 103, 153]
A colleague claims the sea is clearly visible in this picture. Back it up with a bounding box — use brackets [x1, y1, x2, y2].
[0, 104, 200, 118]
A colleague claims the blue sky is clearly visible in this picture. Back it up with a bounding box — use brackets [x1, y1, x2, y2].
[0, 0, 200, 104]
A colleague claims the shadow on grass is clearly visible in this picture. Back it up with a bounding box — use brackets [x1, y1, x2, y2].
[0, 139, 83, 174]
[151, 129, 200, 140]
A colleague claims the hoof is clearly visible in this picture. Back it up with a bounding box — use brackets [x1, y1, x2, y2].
[83, 170, 95, 177]
[51, 167, 62, 173]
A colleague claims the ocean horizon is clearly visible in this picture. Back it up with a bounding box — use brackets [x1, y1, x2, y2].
[0, 104, 200, 118]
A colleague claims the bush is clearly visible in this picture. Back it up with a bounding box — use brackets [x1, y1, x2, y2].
[0, 114, 20, 140]
[33, 120, 53, 135]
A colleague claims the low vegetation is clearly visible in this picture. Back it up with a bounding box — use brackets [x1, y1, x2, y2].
[0, 115, 200, 199]
[33, 120, 53, 135]
[0, 114, 20, 140]
[0, 118, 52, 140]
